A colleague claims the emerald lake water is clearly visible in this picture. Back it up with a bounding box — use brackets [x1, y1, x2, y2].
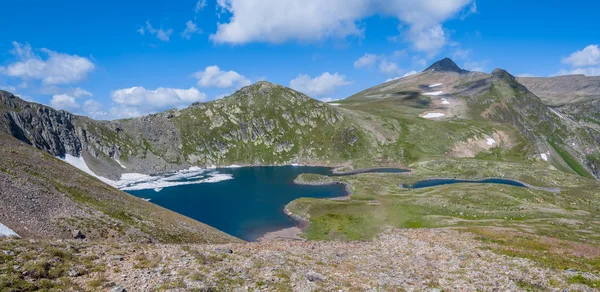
[127, 166, 409, 241]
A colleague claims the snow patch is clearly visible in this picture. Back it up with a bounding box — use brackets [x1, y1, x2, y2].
[441, 98, 450, 105]
[486, 138, 496, 146]
[142, 198, 151, 202]
[114, 158, 126, 169]
[226, 164, 242, 168]
[541, 153, 550, 162]
[422, 113, 445, 119]
[291, 163, 299, 166]
[423, 91, 444, 96]
[328, 103, 341, 106]
[428, 83, 442, 88]
[60, 154, 117, 185]
[549, 108, 564, 119]
[0, 223, 19, 238]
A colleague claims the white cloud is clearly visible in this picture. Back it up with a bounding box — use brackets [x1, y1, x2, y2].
[210, 0, 472, 54]
[516, 73, 536, 78]
[319, 97, 342, 102]
[51, 94, 80, 111]
[354, 53, 378, 69]
[408, 25, 447, 56]
[562, 45, 600, 67]
[195, 0, 207, 12]
[289, 72, 351, 97]
[83, 99, 108, 119]
[460, 1, 477, 20]
[144, 21, 173, 42]
[110, 86, 206, 118]
[385, 70, 417, 82]
[181, 21, 202, 40]
[0, 42, 94, 85]
[0, 85, 17, 92]
[193, 66, 251, 88]
[556, 67, 600, 77]
[379, 59, 403, 75]
[73, 87, 92, 97]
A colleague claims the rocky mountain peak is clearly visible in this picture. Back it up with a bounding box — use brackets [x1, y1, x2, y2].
[424, 58, 469, 74]
[491, 68, 519, 85]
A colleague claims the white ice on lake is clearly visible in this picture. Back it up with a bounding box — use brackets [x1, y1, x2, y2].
[59, 154, 234, 191]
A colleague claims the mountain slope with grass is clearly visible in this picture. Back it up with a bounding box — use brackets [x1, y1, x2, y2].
[0, 132, 239, 244]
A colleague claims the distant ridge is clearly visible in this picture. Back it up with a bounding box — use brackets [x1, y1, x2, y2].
[423, 58, 469, 74]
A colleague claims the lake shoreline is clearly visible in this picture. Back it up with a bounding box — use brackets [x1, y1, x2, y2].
[266, 172, 561, 242]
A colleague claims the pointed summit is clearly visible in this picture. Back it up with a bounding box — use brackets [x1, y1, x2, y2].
[424, 58, 469, 74]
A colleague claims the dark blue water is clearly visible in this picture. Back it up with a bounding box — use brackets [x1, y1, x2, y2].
[403, 178, 527, 189]
[125, 166, 352, 241]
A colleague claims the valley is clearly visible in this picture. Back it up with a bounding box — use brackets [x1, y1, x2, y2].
[1, 59, 600, 291]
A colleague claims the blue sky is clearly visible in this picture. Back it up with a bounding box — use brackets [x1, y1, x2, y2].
[0, 0, 598, 119]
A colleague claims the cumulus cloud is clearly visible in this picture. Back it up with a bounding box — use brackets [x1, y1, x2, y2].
[181, 21, 202, 40]
[110, 86, 206, 118]
[82, 99, 108, 119]
[210, 0, 472, 54]
[193, 66, 251, 88]
[195, 0, 207, 12]
[354, 53, 378, 69]
[72, 87, 92, 97]
[556, 67, 600, 77]
[0, 85, 17, 92]
[50, 94, 80, 111]
[0, 42, 94, 85]
[562, 45, 600, 67]
[379, 60, 403, 75]
[289, 72, 352, 97]
[141, 21, 173, 42]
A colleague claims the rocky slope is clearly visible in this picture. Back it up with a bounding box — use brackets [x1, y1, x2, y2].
[2, 228, 599, 291]
[0, 133, 238, 244]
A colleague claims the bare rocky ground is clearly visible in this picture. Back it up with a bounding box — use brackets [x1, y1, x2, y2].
[2, 228, 599, 291]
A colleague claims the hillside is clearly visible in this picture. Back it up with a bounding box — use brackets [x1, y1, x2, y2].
[342, 59, 600, 179]
[0, 132, 238, 244]
[0, 83, 382, 181]
[1, 58, 600, 290]
[518, 75, 600, 106]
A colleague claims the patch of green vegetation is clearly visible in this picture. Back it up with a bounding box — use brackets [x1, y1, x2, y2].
[0, 240, 91, 291]
[567, 274, 600, 288]
[548, 139, 595, 178]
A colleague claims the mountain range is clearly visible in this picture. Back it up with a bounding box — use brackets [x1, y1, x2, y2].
[1, 58, 600, 290]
